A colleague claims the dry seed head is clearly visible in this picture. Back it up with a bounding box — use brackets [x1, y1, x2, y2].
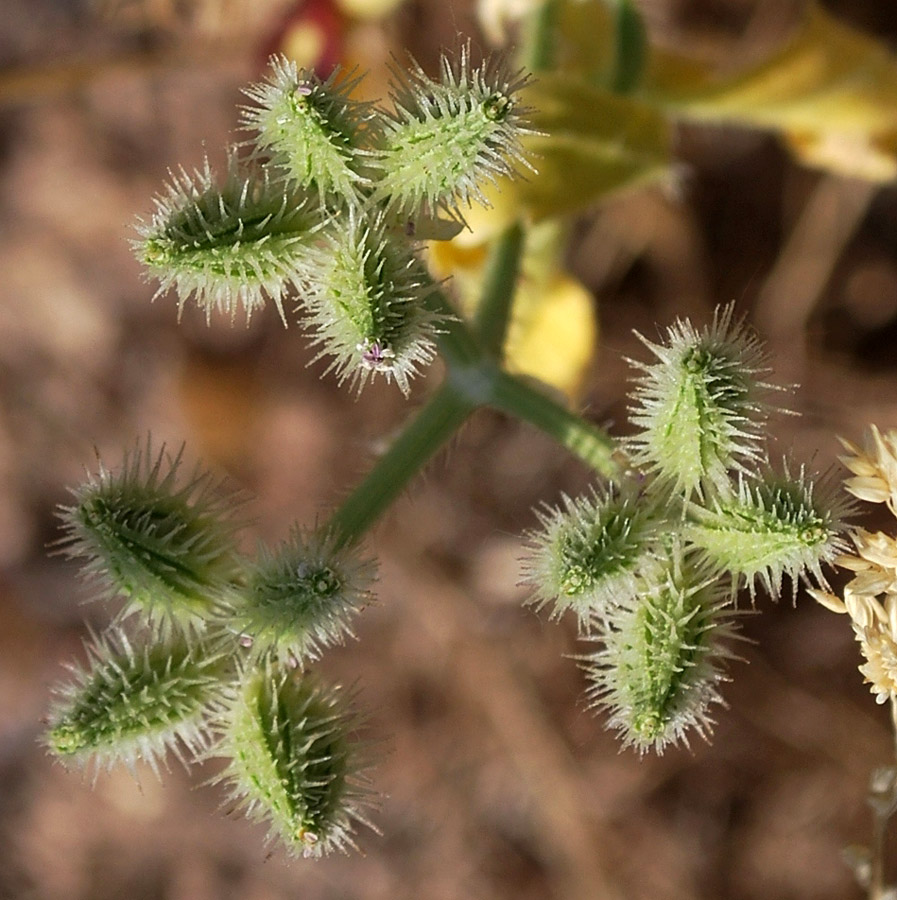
[855, 616, 897, 705]
[814, 584, 897, 706]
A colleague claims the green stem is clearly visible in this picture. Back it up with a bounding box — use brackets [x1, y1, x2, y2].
[610, 0, 648, 94]
[892, 694, 897, 762]
[326, 353, 622, 545]
[474, 221, 525, 360]
[489, 370, 621, 478]
[327, 384, 475, 547]
[521, 0, 561, 72]
[426, 285, 483, 368]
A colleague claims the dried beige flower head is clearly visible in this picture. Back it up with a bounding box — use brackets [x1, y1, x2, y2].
[840, 425, 897, 515]
[812, 425, 897, 703]
[809, 585, 897, 704]
[839, 529, 897, 594]
[856, 615, 897, 705]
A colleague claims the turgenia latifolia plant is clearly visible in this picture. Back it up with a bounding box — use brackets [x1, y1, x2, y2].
[44, 10, 852, 861]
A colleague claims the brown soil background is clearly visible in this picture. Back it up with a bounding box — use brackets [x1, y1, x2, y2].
[3, 1, 897, 897]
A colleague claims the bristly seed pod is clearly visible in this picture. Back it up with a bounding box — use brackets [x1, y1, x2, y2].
[301, 214, 446, 395]
[45, 628, 227, 777]
[686, 464, 851, 600]
[241, 56, 374, 203]
[57, 440, 244, 636]
[584, 551, 738, 754]
[370, 44, 532, 220]
[230, 527, 377, 666]
[521, 486, 665, 628]
[135, 153, 318, 324]
[214, 666, 374, 858]
[627, 304, 775, 500]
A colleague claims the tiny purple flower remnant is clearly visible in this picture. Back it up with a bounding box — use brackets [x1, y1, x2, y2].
[294, 81, 314, 97]
[358, 340, 395, 369]
[363, 342, 385, 365]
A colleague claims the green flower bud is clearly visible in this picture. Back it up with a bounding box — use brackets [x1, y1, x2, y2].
[230, 528, 377, 666]
[45, 628, 227, 776]
[522, 486, 664, 626]
[370, 45, 532, 219]
[135, 154, 318, 324]
[302, 214, 446, 395]
[627, 305, 773, 500]
[57, 440, 244, 635]
[241, 56, 374, 203]
[686, 465, 850, 599]
[215, 667, 373, 858]
[584, 552, 737, 754]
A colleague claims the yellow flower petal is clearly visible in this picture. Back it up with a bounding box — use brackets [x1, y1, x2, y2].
[429, 215, 596, 402]
[477, 0, 543, 45]
[504, 273, 597, 401]
[335, 0, 405, 19]
[281, 22, 328, 70]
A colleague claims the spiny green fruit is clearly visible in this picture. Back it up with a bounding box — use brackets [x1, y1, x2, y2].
[215, 667, 373, 858]
[584, 551, 738, 754]
[686, 465, 850, 600]
[231, 528, 377, 666]
[522, 486, 665, 627]
[135, 154, 318, 324]
[302, 214, 446, 395]
[46, 628, 227, 776]
[57, 440, 244, 635]
[241, 56, 374, 203]
[627, 305, 774, 500]
[370, 44, 532, 220]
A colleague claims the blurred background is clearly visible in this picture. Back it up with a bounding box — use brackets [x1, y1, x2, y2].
[3, 0, 897, 897]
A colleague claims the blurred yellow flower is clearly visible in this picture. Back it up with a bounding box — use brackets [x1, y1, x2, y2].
[503, 272, 596, 397]
[280, 21, 329, 70]
[334, 0, 404, 19]
[430, 218, 597, 402]
[477, 0, 543, 45]
[645, 3, 897, 181]
[517, 74, 674, 222]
